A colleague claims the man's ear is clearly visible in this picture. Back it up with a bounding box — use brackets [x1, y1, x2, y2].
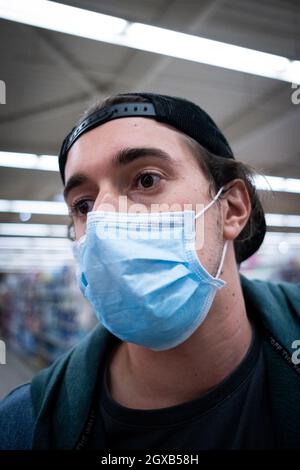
[221, 179, 251, 241]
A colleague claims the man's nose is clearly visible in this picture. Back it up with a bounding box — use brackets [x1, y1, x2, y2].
[93, 189, 122, 212]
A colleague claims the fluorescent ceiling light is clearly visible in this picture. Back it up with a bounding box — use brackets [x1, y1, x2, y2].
[121, 24, 300, 84]
[0, 263, 72, 271]
[0, 223, 67, 237]
[0, 199, 68, 215]
[1, 233, 299, 251]
[265, 213, 300, 228]
[0, 237, 74, 271]
[264, 232, 300, 245]
[254, 175, 300, 194]
[0, 151, 58, 171]
[0, 257, 74, 272]
[0, 236, 72, 250]
[0, 252, 72, 261]
[0, 0, 127, 40]
[1, 197, 300, 227]
[1, 151, 300, 195]
[0, 0, 299, 83]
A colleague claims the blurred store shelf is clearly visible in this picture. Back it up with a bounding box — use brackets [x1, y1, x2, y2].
[0, 347, 37, 399]
[0, 265, 97, 377]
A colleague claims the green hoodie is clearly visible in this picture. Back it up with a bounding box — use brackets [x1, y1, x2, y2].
[30, 275, 300, 449]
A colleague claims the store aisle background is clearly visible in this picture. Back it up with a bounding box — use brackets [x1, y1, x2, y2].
[0, 348, 36, 399]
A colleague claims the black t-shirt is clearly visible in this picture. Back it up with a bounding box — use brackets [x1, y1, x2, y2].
[88, 325, 276, 450]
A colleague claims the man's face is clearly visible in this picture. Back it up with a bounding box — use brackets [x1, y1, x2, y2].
[64, 117, 223, 275]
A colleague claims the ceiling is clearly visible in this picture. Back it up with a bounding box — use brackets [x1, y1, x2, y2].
[0, 0, 299, 229]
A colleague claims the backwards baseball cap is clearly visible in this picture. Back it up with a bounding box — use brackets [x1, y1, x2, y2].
[59, 92, 234, 182]
[59, 92, 266, 262]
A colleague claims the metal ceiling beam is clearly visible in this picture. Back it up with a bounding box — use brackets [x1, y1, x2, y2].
[0, 0, 223, 126]
[0, 91, 87, 126]
[0, 21, 110, 126]
[34, 28, 102, 97]
[108, 0, 224, 93]
[223, 82, 299, 153]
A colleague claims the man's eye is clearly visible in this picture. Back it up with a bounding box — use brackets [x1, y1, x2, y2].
[70, 199, 94, 216]
[134, 172, 161, 190]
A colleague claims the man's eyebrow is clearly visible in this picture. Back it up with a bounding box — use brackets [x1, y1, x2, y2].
[64, 147, 174, 201]
[63, 173, 90, 202]
[112, 147, 174, 167]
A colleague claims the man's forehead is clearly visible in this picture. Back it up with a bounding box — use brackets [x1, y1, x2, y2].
[63, 118, 200, 189]
[66, 117, 186, 165]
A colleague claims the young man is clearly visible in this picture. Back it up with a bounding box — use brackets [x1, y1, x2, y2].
[0, 93, 299, 450]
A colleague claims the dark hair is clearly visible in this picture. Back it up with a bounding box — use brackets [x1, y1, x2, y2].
[179, 135, 266, 264]
[68, 94, 266, 264]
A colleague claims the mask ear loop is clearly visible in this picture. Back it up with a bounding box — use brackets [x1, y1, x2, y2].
[215, 240, 228, 279]
[193, 186, 227, 279]
[194, 186, 224, 220]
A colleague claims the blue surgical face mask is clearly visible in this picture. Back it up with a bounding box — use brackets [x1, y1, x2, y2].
[73, 187, 227, 351]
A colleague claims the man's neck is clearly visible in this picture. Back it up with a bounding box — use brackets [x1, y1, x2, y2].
[107, 273, 252, 410]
